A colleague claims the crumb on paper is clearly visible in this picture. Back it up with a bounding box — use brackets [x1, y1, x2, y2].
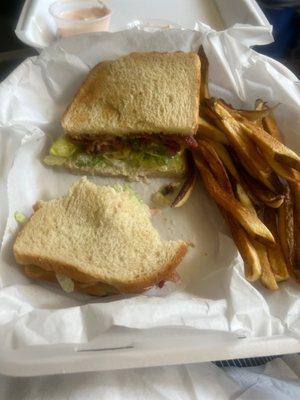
[151, 192, 170, 208]
[150, 208, 162, 216]
[14, 211, 27, 224]
[151, 182, 181, 208]
[187, 241, 195, 248]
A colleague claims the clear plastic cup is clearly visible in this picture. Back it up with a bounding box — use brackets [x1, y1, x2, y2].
[49, 0, 112, 38]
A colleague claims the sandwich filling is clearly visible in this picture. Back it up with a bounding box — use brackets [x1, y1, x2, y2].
[45, 134, 197, 173]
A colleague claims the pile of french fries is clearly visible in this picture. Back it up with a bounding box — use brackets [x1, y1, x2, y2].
[194, 47, 300, 290]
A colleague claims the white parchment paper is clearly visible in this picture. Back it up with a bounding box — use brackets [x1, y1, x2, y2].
[0, 25, 299, 350]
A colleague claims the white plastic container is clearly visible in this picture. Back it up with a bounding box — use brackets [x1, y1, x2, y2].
[1, 25, 300, 375]
[0, 329, 299, 377]
[4, 0, 299, 379]
[15, 0, 270, 49]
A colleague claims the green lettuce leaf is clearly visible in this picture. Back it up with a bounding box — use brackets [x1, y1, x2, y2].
[73, 153, 105, 168]
[56, 273, 75, 293]
[50, 136, 79, 158]
[45, 135, 184, 171]
[14, 211, 27, 224]
[44, 155, 66, 166]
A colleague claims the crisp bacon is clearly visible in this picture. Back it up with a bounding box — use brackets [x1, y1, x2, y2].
[77, 135, 197, 155]
[157, 270, 182, 288]
[184, 135, 198, 149]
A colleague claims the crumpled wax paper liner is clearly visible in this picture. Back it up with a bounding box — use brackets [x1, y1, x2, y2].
[0, 24, 299, 349]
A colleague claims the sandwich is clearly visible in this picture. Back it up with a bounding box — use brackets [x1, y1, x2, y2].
[45, 52, 200, 178]
[13, 178, 188, 295]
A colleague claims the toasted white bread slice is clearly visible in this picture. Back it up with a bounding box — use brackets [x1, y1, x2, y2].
[14, 178, 187, 293]
[62, 52, 200, 139]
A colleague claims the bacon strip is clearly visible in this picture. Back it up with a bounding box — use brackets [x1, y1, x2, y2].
[75, 134, 198, 155]
[157, 270, 181, 288]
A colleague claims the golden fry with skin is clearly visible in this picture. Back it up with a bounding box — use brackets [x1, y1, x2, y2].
[198, 45, 210, 102]
[235, 177, 278, 289]
[239, 169, 284, 208]
[278, 186, 296, 270]
[213, 100, 279, 192]
[202, 139, 239, 181]
[194, 154, 275, 245]
[196, 142, 262, 282]
[264, 208, 289, 282]
[253, 240, 278, 290]
[198, 140, 233, 194]
[242, 121, 300, 172]
[197, 117, 229, 145]
[260, 101, 299, 270]
[171, 152, 196, 208]
[224, 215, 262, 282]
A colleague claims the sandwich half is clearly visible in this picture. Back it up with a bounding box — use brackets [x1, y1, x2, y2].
[13, 178, 188, 295]
[45, 52, 201, 178]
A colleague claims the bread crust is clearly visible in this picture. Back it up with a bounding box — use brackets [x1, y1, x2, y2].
[61, 60, 110, 133]
[15, 242, 188, 293]
[116, 242, 188, 292]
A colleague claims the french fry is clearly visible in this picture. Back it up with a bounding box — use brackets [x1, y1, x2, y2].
[278, 186, 296, 270]
[203, 139, 239, 181]
[198, 45, 210, 102]
[235, 183, 256, 212]
[239, 168, 284, 208]
[242, 121, 300, 172]
[224, 215, 261, 281]
[234, 178, 278, 289]
[239, 182, 263, 207]
[193, 154, 275, 245]
[171, 152, 196, 208]
[260, 103, 299, 271]
[253, 240, 278, 290]
[264, 208, 289, 282]
[221, 99, 274, 124]
[203, 104, 224, 128]
[261, 103, 283, 142]
[290, 174, 300, 270]
[249, 105, 299, 181]
[237, 108, 271, 122]
[226, 157, 264, 207]
[197, 142, 262, 281]
[221, 98, 275, 122]
[198, 140, 234, 194]
[263, 153, 299, 182]
[213, 100, 279, 191]
[255, 99, 265, 109]
[197, 117, 229, 145]
[196, 93, 298, 290]
[255, 99, 265, 127]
